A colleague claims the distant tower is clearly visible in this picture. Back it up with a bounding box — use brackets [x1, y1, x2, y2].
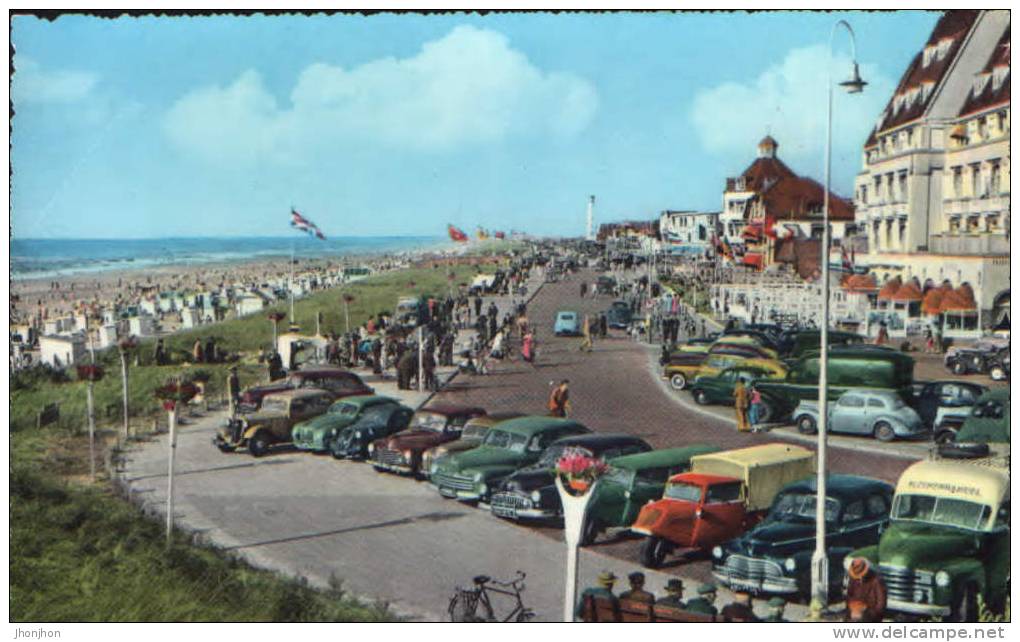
[586, 195, 595, 241]
[757, 135, 778, 159]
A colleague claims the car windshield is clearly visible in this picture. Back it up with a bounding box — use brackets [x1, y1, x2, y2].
[483, 429, 510, 448]
[262, 398, 288, 412]
[664, 482, 703, 502]
[602, 465, 634, 487]
[462, 424, 487, 440]
[329, 402, 360, 416]
[559, 313, 575, 320]
[410, 411, 447, 432]
[890, 396, 906, 409]
[538, 445, 594, 467]
[769, 493, 840, 523]
[891, 494, 992, 531]
[506, 434, 529, 453]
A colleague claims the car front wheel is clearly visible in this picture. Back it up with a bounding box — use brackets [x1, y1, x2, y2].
[951, 360, 967, 375]
[669, 373, 687, 390]
[796, 415, 817, 435]
[249, 431, 271, 458]
[693, 389, 709, 405]
[873, 421, 896, 442]
[639, 536, 670, 569]
[989, 366, 1006, 381]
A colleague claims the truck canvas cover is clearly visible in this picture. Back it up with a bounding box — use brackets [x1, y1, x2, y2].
[691, 444, 814, 512]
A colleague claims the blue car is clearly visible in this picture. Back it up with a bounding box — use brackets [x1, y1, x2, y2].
[554, 311, 581, 336]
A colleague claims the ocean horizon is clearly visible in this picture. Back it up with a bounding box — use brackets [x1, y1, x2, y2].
[10, 235, 448, 280]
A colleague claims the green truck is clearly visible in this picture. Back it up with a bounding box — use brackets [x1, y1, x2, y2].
[847, 458, 1009, 621]
[753, 346, 915, 422]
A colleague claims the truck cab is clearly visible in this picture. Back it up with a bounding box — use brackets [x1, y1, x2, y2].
[847, 460, 1010, 621]
[631, 443, 814, 568]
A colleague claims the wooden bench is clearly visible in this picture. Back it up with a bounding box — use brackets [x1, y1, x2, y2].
[582, 595, 717, 622]
[653, 603, 716, 623]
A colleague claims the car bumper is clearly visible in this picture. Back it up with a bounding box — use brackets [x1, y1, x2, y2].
[886, 598, 950, 617]
[373, 461, 415, 474]
[490, 496, 559, 520]
[293, 438, 328, 451]
[712, 569, 798, 595]
[435, 485, 483, 501]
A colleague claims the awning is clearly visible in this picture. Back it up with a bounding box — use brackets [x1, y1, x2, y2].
[742, 252, 763, 269]
[892, 280, 923, 302]
[940, 285, 977, 313]
[741, 222, 763, 240]
[949, 123, 967, 139]
[877, 276, 903, 301]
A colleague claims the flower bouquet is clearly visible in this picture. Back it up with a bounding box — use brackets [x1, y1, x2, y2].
[556, 451, 608, 494]
[76, 364, 105, 382]
[154, 379, 199, 412]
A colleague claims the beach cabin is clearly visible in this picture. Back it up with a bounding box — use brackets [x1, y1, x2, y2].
[39, 334, 87, 368]
[140, 298, 159, 316]
[276, 332, 328, 371]
[128, 315, 156, 338]
[235, 294, 267, 317]
[181, 307, 202, 329]
[97, 323, 119, 349]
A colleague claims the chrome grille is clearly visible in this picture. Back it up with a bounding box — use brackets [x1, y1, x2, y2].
[433, 471, 475, 491]
[490, 493, 532, 510]
[372, 448, 406, 467]
[880, 565, 934, 604]
[718, 555, 785, 583]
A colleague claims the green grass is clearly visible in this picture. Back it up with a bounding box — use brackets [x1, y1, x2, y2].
[9, 260, 502, 622]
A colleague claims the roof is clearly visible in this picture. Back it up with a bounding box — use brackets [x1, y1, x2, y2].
[759, 175, 854, 222]
[865, 10, 979, 145]
[608, 445, 721, 471]
[334, 394, 397, 407]
[495, 415, 590, 437]
[418, 403, 487, 417]
[694, 443, 812, 468]
[549, 433, 651, 452]
[959, 26, 1010, 117]
[896, 460, 1008, 508]
[779, 474, 893, 502]
[727, 155, 796, 192]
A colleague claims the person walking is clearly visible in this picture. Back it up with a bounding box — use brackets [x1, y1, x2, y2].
[192, 338, 204, 364]
[734, 379, 751, 432]
[547, 379, 570, 417]
[153, 338, 167, 366]
[580, 282, 588, 298]
[579, 314, 593, 352]
[748, 384, 763, 432]
[521, 331, 536, 365]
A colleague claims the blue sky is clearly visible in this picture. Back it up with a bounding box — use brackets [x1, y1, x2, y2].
[11, 11, 940, 239]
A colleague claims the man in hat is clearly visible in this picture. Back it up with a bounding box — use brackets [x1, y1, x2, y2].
[764, 597, 787, 622]
[684, 583, 718, 616]
[844, 558, 886, 622]
[575, 570, 619, 620]
[655, 579, 686, 609]
[721, 590, 758, 622]
[619, 571, 655, 604]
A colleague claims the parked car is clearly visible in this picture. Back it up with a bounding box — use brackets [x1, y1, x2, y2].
[712, 475, 893, 599]
[943, 339, 1009, 376]
[430, 416, 590, 502]
[420, 413, 525, 479]
[395, 296, 422, 328]
[328, 401, 414, 460]
[754, 346, 915, 422]
[238, 368, 373, 411]
[792, 389, 927, 442]
[632, 444, 814, 568]
[596, 275, 617, 295]
[777, 329, 865, 360]
[708, 340, 778, 361]
[605, 301, 632, 329]
[554, 311, 581, 336]
[848, 460, 1009, 621]
[489, 434, 652, 522]
[985, 347, 1010, 381]
[662, 352, 708, 390]
[291, 394, 403, 453]
[910, 380, 988, 441]
[689, 365, 787, 406]
[370, 404, 487, 476]
[938, 388, 1010, 459]
[720, 329, 780, 352]
[215, 388, 334, 457]
[580, 445, 720, 545]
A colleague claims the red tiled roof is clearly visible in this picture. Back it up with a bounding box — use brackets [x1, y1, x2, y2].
[959, 27, 1010, 117]
[843, 273, 878, 292]
[940, 285, 977, 312]
[878, 276, 903, 300]
[737, 156, 796, 192]
[864, 10, 980, 147]
[892, 281, 924, 302]
[758, 175, 854, 222]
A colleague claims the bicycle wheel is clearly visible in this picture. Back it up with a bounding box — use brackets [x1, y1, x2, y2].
[448, 590, 479, 622]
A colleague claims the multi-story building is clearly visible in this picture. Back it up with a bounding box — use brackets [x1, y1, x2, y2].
[659, 210, 720, 256]
[853, 9, 1009, 328]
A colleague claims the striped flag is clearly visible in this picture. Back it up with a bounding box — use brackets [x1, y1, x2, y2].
[290, 209, 326, 240]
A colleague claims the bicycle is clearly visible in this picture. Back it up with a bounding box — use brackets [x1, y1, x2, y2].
[448, 571, 534, 622]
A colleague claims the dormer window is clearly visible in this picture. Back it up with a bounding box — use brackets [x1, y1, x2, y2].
[921, 81, 934, 102]
[972, 72, 990, 96]
[923, 45, 936, 67]
[937, 37, 953, 60]
[992, 65, 1008, 92]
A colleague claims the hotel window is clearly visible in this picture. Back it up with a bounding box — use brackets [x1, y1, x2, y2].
[885, 220, 893, 248]
[990, 161, 1001, 194]
[898, 219, 907, 247]
[970, 163, 981, 197]
[987, 214, 1000, 231]
[978, 117, 988, 140]
[886, 174, 895, 201]
[952, 166, 963, 197]
[874, 176, 882, 202]
[897, 171, 908, 202]
[872, 221, 881, 248]
[949, 216, 961, 233]
[967, 216, 981, 233]
[861, 185, 868, 205]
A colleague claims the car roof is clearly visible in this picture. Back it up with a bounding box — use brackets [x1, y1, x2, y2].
[334, 394, 397, 407]
[977, 388, 1010, 403]
[418, 403, 487, 417]
[495, 415, 591, 437]
[466, 412, 526, 426]
[264, 388, 330, 400]
[778, 474, 893, 501]
[548, 433, 651, 452]
[292, 368, 361, 380]
[920, 380, 988, 391]
[610, 445, 721, 471]
[838, 389, 904, 399]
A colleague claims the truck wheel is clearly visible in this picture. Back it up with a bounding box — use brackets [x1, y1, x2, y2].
[249, 431, 271, 458]
[873, 422, 895, 442]
[639, 536, 669, 569]
[951, 583, 978, 622]
[693, 389, 709, 405]
[951, 360, 967, 375]
[669, 373, 687, 390]
[796, 415, 817, 435]
[934, 429, 957, 445]
[579, 517, 601, 546]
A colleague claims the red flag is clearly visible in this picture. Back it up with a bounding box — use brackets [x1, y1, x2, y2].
[447, 224, 468, 243]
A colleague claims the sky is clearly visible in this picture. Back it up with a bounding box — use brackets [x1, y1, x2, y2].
[10, 11, 942, 239]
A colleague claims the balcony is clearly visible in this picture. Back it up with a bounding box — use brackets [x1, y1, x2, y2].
[929, 233, 1009, 255]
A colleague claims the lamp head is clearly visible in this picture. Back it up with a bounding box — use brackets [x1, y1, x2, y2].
[840, 62, 867, 94]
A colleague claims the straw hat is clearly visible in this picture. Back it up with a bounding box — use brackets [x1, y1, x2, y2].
[848, 558, 870, 580]
[597, 570, 618, 587]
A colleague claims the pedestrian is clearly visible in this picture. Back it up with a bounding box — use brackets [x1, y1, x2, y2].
[580, 282, 588, 298]
[226, 365, 240, 418]
[734, 379, 751, 433]
[575, 571, 618, 620]
[192, 338, 204, 364]
[153, 338, 167, 366]
[844, 558, 887, 623]
[684, 583, 718, 616]
[876, 322, 889, 346]
[423, 348, 437, 390]
[924, 326, 934, 353]
[521, 331, 535, 365]
[721, 590, 758, 622]
[473, 295, 482, 319]
[764, 597, 787, 622]
[204, 336, 216, 364]
[619, 572, 655, 604]
[655, 579, 685, 609]
[748, 384, 764, 432]
[599, 312, 608, 338]
[547, 379, 570, 417]
[579, 314, 593, 352]
[371, 337, 383, 375]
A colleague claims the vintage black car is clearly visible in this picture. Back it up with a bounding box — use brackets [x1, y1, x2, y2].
[606, 301, 633, 329]
[943, 340, 1009, 377]
[330, 401, 415, 460]
[712, 474, 893, 599]
[489, 433, 652, 521]
[910, 380, 988, 440]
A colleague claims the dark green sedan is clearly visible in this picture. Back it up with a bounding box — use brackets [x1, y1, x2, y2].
[292, 395, 403, 453]
[688, 365, 786, 407]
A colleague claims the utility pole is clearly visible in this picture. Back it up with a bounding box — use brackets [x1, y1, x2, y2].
[86, 315, 97, 481]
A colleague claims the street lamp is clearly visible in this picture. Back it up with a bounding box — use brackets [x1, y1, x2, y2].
[812, 19, 866, 620]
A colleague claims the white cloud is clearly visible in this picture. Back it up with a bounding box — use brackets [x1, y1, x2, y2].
[12, 56, 99, 104]
[163, 25, 599, 164]
[690, 45, 894, 172]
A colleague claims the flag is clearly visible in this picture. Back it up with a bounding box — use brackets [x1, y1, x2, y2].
[447, 224, 469, 243]
[290, 209, 326, 240]
[494, 231, 506, 239]
[841, 245, 853, 273]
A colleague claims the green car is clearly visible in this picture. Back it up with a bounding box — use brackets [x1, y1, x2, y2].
[292, 395, 402, 452]
[688, 365, 786, 407]
[429, 415, 590, 502]
[580, 445, 720, 545]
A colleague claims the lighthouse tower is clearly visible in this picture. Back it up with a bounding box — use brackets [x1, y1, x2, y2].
[586, 195, 595, 241]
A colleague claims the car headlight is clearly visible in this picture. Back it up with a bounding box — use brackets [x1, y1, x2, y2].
[354, 430, 362, 439]
[935, 571, 951, 588]
[531, 490, 542, 503]
[473, 471, 484, 482]
[367, 443, 375, 454]
[712, 546, 723, 559]
[784, 557, 796, 572]
[402, 450, 413, 460]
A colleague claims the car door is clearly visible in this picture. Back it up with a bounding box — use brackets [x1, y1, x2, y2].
[711, 369, 737, 402]
[916, 383, 939, 428]
[830, 394, 865, 434]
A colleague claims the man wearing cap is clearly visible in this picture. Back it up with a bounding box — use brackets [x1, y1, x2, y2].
[764, 596, 787, 622]
[656, 579, 686, 609]
[684, 583, 718, 616]
[575, 570, 619, 620]
[721, 590, 758, 622]
[619, 571, 655, 604]
[844, 558, 887, 623]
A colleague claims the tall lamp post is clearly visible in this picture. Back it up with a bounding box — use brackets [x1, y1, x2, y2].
[812, 19, 867, 620]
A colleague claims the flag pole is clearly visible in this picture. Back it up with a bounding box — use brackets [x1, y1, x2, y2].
[289, 239, 296, 325]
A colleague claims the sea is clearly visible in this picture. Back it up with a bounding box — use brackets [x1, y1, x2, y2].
[10, 236, 446, 280]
